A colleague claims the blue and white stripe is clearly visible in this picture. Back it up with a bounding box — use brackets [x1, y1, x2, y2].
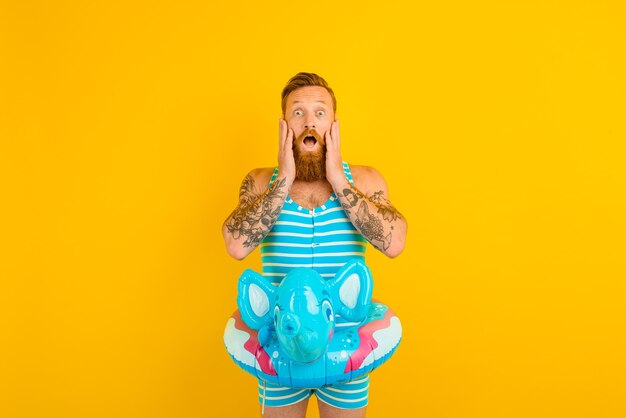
[257, 381, 312, 408]
[257, 162, 369, 410]
[261, 162, 367, 284]
[258, 375, 370, 410]
[315, 375, 370, 409]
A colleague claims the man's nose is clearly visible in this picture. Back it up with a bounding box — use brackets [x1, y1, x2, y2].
[304, 119, 316, 130]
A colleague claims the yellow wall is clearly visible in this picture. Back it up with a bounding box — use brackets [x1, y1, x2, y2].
[2, 1, 625, 417]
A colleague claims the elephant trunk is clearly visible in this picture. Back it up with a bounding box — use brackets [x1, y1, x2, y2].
[280, 312, 300, 337]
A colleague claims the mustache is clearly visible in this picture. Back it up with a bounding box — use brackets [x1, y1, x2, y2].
[294, 128, 323, 144]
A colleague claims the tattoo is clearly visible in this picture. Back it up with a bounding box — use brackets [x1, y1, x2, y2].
[369, 191, 401, 222]
[226, 176, 287, 248]
[354, 200, 392, 250]
[238, 175, 256, 205]
[337, 186, 402, 251]
[343, 188, 360, 208]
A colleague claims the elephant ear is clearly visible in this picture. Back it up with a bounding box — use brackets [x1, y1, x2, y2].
[327, 259, 373, 323]
[237, 269, 277, 330]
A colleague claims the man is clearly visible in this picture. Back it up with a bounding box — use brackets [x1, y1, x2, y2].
[222, 72, 407, 418]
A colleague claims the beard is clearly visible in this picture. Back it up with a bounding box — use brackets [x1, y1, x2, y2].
[293, 129, 326, 182]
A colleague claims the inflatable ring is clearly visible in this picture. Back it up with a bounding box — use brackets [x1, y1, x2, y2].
[223, 259, 402, 388]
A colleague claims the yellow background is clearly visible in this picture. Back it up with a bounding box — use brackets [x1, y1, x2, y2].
[1, 1, 625, 417]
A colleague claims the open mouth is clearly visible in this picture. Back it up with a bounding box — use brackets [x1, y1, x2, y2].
[303, 135, 317, 148]
[299, 128, 322, 149]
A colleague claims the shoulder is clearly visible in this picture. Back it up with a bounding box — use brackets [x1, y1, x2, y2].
[240, 167, 276, 194]
[349, 165, 388, 194]
[349, 165, 383, 180]
[248, 167, 275, 183]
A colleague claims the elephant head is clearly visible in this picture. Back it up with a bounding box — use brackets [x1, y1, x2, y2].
[236, 259, 373, 363]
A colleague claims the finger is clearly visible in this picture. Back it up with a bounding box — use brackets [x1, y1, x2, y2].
[287, 128, 294, 150]
[279, 119, 286, 149]
[333, 120, 340, 146]
[328, 123, 338, 151]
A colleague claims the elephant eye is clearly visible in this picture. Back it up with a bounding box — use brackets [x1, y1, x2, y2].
[322, 300, 334, 322]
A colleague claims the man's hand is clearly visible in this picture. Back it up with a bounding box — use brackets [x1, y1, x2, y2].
[325, 120, 347, 188]
[278, 119, 296, 186]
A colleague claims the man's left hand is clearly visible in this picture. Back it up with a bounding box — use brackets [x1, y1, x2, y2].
[325, 120, 347, 188]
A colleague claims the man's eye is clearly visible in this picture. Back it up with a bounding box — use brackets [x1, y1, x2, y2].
[317, 111, 325, 116]
[294, 110, 303, 116]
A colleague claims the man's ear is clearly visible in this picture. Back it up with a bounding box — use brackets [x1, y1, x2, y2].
[327, 259, 373, 322]
[237, 269, 277, 330]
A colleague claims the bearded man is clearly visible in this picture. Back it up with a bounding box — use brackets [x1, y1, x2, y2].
[222, 72, 407, 418]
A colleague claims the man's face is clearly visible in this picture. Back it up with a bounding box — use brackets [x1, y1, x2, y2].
[284, 86, 335, 182]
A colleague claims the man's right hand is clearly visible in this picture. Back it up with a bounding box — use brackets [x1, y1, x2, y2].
[278, 118, 296, 186]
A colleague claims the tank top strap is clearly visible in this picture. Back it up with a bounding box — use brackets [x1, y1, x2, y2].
[267, 166, 280, 188]
[342, 161, 355, 186]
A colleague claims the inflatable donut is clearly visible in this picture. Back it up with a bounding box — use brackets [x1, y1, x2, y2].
[223, 259, 402, 388]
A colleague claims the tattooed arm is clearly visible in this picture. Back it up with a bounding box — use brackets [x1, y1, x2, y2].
[222, 168, 290, 260]
[333, 166, 407, 258]
[223, 120, 296, 259]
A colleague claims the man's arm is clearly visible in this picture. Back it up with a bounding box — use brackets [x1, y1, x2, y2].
[222, 119, 296, 260]
[222, 169, 289, 260]
[333, 166, 407, 258]
[324, 120, 407, 258]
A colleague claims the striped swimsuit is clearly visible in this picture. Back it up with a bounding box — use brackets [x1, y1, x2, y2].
[256, 162, 371, 410]
[260, 161, 367, 283]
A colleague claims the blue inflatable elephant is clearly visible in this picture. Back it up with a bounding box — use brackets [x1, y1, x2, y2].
[224, 259, 402, 388]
